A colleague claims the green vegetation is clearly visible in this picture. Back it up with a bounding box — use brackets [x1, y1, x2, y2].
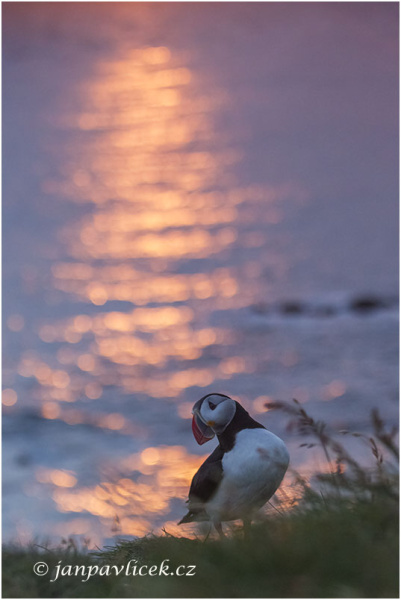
[3, 402, 398, 598]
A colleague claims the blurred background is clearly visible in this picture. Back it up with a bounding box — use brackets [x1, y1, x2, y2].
[2, 2, 398, 547]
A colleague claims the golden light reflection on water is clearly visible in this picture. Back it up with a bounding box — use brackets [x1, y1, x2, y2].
[52, 263, 240, 306]
[2, 388, 18, 407]
[44, 44, 291, 313]
[47, 446, 206, 538]
[9, 42, 305, 542]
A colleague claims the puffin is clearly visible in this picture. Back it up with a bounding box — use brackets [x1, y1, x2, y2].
[178, 393, 289, 535]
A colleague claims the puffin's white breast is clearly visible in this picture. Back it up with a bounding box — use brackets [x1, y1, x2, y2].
[206, 428, 289, 522]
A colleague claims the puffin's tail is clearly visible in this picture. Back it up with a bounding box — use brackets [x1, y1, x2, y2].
[177, 511, 195, 525]
[178, 509, 208, 525]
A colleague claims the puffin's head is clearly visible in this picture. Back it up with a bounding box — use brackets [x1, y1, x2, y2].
[191, 393, 236, 445]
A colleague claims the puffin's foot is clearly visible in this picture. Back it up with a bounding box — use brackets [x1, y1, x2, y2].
[242, 518, 252, 539]
[214, 521, 225, 538]
[202, 523, 212, 543]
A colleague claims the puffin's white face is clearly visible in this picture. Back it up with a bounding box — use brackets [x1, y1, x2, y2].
[192, 393, 236, 445]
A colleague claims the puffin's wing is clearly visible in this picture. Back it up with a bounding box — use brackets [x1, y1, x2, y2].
[189, 445, 224, 503]
[178, 446, 223, 524]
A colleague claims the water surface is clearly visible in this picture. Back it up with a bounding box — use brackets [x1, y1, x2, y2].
[3, 3, 398, 546]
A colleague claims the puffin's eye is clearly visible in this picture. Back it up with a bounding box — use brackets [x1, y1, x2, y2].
[208, 401, 217, 410]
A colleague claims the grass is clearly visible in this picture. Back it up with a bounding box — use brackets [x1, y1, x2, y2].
[2, 402, 399, 598]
